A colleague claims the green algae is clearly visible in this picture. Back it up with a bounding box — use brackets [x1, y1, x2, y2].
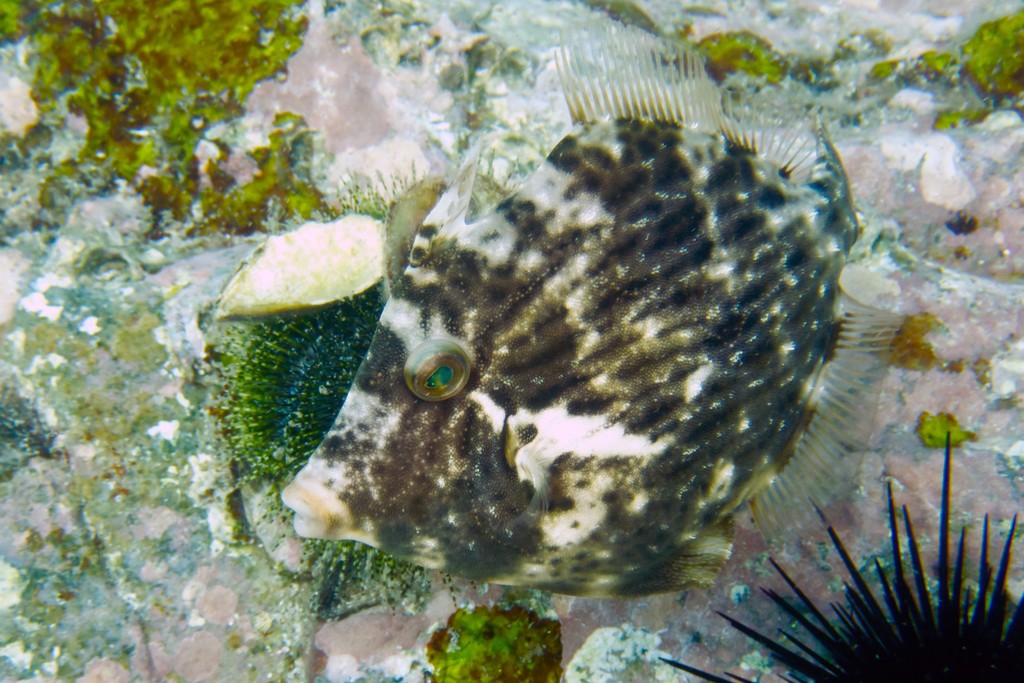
[25, 0, 309, 236]
[868, 59, 899, 81]
[696, 31, 788, 84]
[190, 113, 336, 237]
[867, 51, 960, 89]
[581, 0, 659, 34]
[0, 0, 23, 43]
[934, 110, 988, 130]
[916, 411, 977, 448]
[962, 12, 1024, 102]
[426, 605, 563, 683]
[866, 12, 1024, 107]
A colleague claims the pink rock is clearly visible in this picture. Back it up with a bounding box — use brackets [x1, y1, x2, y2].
[76, 658, 129, 683]
[130, 639, 173, 681]
[173, 631, 222, 682]
[198, 585, 239, 625]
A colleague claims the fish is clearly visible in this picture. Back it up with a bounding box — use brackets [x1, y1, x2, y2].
[280, 22, 899, 597]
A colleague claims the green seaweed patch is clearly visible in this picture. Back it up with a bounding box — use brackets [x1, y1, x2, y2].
[185, 113, 336, 238]
[934, 110, 988, 130]
[916, 411, 977, 448]
[889, 313, 942, 371]
[0, 0, 26, 43]
[696, 31, 788, 84]
[426, 605, 563, 683]
[581, 0, 659, 35]
[868, 51, 959, 87]
[962, 12, 1024, 101]
[28, 0, 307, 232]
[917, 50, 958, 80]
[868, 59, 899, 81]
[213, 283, 384, 483]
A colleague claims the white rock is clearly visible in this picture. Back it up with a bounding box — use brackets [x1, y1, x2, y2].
[0, 559, 22, 611]
[0, 73, 38, 136]
[217, 215, 383, 318]
[980, 110, 1024, 131]
[0, 249, 30, 326]
[879, 133, 927, 172]
[887, 88, 936, 115]
[918, 134, 976, 210]
[839, 263, 901, 306]
[879, 133, 975, 210]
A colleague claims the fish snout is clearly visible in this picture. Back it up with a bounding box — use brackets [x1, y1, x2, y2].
[281, 469, 352, 540]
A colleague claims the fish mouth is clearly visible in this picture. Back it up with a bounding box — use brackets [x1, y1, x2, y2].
[281, 469, 353, 540]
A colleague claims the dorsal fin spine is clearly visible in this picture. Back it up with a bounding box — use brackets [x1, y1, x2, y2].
[557, 23, 816, 177]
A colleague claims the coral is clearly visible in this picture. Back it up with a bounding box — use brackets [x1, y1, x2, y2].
[213, 283, 384, 483]
[426, 605, 563, 683]
[962, 12, 1024, 102]
[696, 32, 788, 84]
[917, 411, 977, 448]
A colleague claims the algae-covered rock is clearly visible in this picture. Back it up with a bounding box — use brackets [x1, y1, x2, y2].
[962, 12, 1024, 102]
[426, 605, 563, 683]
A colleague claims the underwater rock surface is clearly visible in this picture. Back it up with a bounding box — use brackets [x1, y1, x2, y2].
[1, 0, 1022, 681]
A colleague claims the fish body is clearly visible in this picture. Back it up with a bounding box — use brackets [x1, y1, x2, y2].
[282, 25, 892, 596]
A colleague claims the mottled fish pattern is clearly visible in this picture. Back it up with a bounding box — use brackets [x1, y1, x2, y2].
[282, 24, 891, 596]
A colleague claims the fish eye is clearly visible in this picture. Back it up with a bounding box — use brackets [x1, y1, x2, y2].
[404, 338, 472, 401]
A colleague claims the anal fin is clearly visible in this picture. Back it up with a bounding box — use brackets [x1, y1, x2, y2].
[617, 518, 734, 596]
[751, 293, 903, 540]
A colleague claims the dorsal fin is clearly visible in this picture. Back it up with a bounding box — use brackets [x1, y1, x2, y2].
[405, 141, 484, 270]
[556, 23, 816, 177]
[750, 293, 903, 539]
[556, 23, 726, 131]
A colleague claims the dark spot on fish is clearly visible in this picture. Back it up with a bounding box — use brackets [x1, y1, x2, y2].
[548, 134, 580, 170]
[525, 374, 585, 412]
[806, 179, 831, 201]
[707, 154, 748, 190]
[627, 397, 679, 433]
[516, 423, 538, 444]
[498, 197, 547, 242]
[549, 496, 574, 512]
[353, 326, 405, 395]
[758, 185, 785, 209]
[652, 149, 691, 188]
[721, 211, 765, 244]
[566, 395, 617, 416]
[784, 243, 809, 270]
[601, 167, 651, 206]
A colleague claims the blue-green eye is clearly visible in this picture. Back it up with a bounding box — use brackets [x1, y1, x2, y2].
[404, 338, 471, 401]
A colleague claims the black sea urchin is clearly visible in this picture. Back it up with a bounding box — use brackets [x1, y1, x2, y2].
[663, 436, 1024, 682]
